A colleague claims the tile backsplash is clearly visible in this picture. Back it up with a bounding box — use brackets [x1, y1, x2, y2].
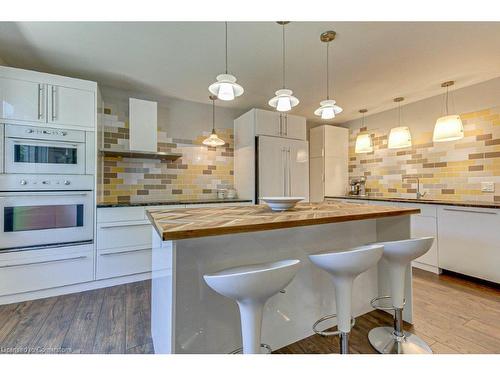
[98, 110, 234, 204]
[348, 107, 500, 202]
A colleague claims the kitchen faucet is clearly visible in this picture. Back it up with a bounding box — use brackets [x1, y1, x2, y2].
[402, 176, 426, 199]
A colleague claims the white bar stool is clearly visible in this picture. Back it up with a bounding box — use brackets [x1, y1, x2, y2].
[368, 237, 434, 354]
[309, 244, 384, 354]
[203, 259, 301, 354]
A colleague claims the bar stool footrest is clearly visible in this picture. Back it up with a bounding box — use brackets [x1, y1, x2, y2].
[229, 343, 272, 354]
[370, 296, 406, 312]
[312, 314, 355, 337]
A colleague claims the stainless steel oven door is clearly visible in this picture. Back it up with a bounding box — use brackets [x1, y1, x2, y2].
[0, 190, 93, 251]
[4, 138, 85, 175]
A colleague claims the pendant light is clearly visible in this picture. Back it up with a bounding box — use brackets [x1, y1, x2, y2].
[433, 81, 463, 142]
[388, 97, 412, 149]
[203, 95, 225, 147]
[208, 22, 244, 101]
[355, 109, 373, 154]
[268, 21, 299, 112]
[314, 31, 342, 120]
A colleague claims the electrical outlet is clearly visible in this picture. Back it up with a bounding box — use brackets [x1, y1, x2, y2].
[481, 181, 495, 193]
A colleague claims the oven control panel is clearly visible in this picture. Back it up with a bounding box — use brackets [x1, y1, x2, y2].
[0, 174, 94, 191]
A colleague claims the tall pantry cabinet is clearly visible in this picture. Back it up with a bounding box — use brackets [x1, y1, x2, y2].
[309, 125, 349, 202]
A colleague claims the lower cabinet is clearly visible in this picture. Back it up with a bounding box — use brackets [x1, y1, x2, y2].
[96, 202, 251, 280]
[437, 206, 500, 283]
[0, 243, 94, 296]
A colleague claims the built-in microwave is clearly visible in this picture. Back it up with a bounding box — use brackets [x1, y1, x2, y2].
[3, 124, 86, 175]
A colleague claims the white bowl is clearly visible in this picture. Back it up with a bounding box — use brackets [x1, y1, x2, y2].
[260, 197, 304, 211]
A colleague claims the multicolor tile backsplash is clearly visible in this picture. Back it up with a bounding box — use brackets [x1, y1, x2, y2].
[98, 110, 234, 204]
[348, 107, 500, 202]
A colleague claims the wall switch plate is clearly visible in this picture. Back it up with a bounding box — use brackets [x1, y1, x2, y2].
[481, 182, 495, 193]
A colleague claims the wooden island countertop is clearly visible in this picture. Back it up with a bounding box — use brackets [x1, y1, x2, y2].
[146, 201, 420, 240]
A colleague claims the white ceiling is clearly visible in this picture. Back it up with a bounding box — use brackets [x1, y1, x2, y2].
[0, 21, 499, 123]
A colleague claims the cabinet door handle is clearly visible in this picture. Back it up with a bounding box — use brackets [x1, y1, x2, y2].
[443, 208, 497, 215]
[51, 86, 57, 121]
[37, 84, 43, 120]
[284, 115, 288, 136]
[99, 223, 150, 229]
[100, 248, 150, 256]
[279, 114, 283, 136]
[0, 255, 87, 269]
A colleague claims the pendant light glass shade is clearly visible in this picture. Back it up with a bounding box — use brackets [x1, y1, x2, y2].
[355, 109, 372, 154]
[269, 89, 299, 112]
[433, 81, 463, 142]
[203, 129, 226, 147]
[203, 96, 225, 147]
[314, 99, 342, 120]
[315, 31, 342, 120]
[388, 97, 412, 149]
[388, 126, 412, 149]
[433, 115, 463, 142]
[355, 134, 373, 154]
[269, 21, 298, 112]
[208, 74, 244, 101]
[208, 22, 243, 102]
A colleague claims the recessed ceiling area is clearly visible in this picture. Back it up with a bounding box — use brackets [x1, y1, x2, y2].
[0, 21, 499, 123]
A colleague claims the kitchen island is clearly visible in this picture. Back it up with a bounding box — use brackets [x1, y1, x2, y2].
[147, 201, 420, 354]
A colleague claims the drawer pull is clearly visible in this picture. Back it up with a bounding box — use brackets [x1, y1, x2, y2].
[0, 255, 88, 269]
[100, 248, 150, 256]
[99, 223, 150, 229]
[443, 208, 497, 215]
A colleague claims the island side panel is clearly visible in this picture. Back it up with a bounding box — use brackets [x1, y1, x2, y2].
[172, 219, 380, 354]
[151, 230, 176, 354]
[376, 215, 413, 323]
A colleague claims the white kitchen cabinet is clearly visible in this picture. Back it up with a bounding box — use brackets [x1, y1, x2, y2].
[0, 243, 94, 296]
[284, 114, 307, 140]
[254, 109, 306, 140]
[309, 125, 349, 202]
[437, 206, 500, 283]
[0, 66, 97, 130]
[0, 77, 46, 123]
[48, 85, 95, 128]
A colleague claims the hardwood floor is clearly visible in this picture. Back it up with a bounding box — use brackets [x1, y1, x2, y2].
[0, 269, 498, 354]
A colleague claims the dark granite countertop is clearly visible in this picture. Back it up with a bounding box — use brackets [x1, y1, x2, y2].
[327, 195, 500, 209]
[97, 198, 252, 208]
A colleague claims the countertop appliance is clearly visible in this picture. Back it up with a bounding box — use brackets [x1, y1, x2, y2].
[349, 177, 367, 197]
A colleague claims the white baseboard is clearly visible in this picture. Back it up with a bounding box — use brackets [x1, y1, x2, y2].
[411, 261, 441, 275]
[0, 272, 152, 305]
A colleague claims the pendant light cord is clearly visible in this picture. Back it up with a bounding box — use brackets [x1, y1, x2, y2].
[398, 101, 401, 126]
[326, 41, 330, 100]
[282, 23, 286, 89]
[445, 86, 449, 115]
[225, 22, 228, 74]
[212, 98, 216, 131]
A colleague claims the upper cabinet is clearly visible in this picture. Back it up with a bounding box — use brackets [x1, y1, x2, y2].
[47, 85, 95, 128]
[254, 109, 306, 140]
[0, 66, 97, 129]
[0, 77, 46, 123]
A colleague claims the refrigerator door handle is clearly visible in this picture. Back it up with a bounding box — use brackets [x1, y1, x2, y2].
[282, 147, 286, 196]
[288, 148, 291, 196]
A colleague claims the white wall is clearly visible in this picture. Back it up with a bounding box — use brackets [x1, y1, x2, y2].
[341, 76, 500, 132]
[100, 85, 245, 140]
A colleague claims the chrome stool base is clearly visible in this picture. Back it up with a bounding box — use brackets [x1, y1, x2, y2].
[368, 327, 433, 354]
[312, 314, 356, 354]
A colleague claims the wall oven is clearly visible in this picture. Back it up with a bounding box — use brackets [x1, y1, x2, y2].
[0, 174, 94, 251]
[3, 124, 86, 175]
